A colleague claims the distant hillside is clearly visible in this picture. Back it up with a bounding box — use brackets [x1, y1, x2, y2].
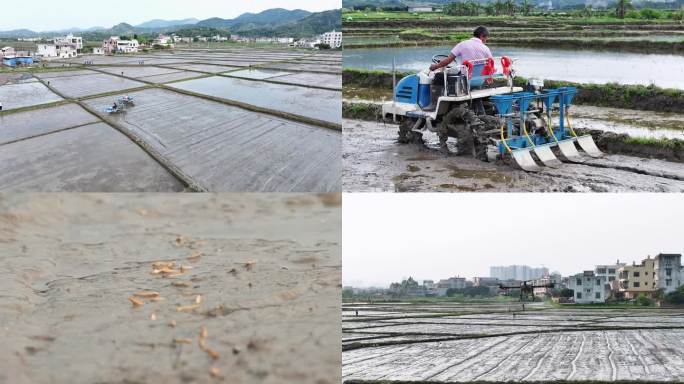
[197, 8, 312, 29]
[241, 9, 342, 37]
[135, 18, 198, 29]
[0, 8, 339, 39]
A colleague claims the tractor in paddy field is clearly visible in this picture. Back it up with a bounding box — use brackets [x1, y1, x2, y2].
[105, 95, 135, 114]
[381, 54, 604, 171]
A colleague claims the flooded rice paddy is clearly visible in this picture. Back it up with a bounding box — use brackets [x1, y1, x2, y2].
[0, 48, 342, 192]
[342, 301, 684, 382]
[168, 75, 342, 126]
[0, 193, 341, 384]
[0, 81, 62, 110]
[344, 46, 684, 89]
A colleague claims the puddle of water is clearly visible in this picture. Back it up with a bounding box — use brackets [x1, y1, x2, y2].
[344, 46, 684, 89]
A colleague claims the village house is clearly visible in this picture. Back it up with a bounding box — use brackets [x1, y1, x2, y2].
[103, 37, 139, 54]
[0, 46, 16, 58]
[152, 34, 174, 47]
[320, 30, 342, 48]
[53, 33, 83, 53]
[568, 271, 608, 304]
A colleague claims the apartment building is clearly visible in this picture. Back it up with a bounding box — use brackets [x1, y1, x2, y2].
[320, 30, 342, 48]
[654, 253, 682, 294]
[103, 37, 139, 54]
[490, 265, 549, 281]
[54, 34, 83, 53]
[568, 271, 607, 304]
[618, 256, 656, 299]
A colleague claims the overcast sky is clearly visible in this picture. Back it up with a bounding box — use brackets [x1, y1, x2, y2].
[343, 194, 683, 288]
[6, 0, 340, 31]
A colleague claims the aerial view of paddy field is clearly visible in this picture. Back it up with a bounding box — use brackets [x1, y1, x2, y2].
[0, 193, 342, 384]
[0, 47, 341, 192]
[341, 10, 684, 192]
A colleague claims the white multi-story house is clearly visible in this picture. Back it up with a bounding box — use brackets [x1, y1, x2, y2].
[152, 34, 174, 47]
[117, 39, 139, 53]
[54, 34, 83, 53]
[568, 271, 607, 304]
[294, 38, 321, 49]
[0, 46, 16, 58]
[320, 30, 342, 48]
[654, 253, 682, 294]
[36, 43, 77, 58]
[36, 44, 57, 57]
[102, 37, 139, 54]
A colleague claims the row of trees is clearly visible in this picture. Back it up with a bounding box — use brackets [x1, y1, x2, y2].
[444, 0, 533, 16]
[442, 0, 683, 19]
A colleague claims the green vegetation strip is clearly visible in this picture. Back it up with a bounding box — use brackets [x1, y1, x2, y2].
[344, 68, 684, 113]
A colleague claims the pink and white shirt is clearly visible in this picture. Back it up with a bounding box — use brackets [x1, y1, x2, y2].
[451, 37, 493, 62]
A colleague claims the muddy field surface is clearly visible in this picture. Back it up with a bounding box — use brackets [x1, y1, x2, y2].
[0, 194, 342, 384]
[0, 81, 63, 110]
[84, 88, 341, 192]
[168, 76, 341, 126]
[342, 302, 684, 382]
[343, 119, 684, 192]
[0, 48, 342, 192]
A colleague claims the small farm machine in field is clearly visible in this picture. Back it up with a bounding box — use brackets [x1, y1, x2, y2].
[382, 55, 603, 171]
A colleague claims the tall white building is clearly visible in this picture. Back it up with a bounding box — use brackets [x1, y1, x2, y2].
[320, 30, 342, 48]
[490, 265, 549, 281]
[568, 271, 607, 304]
[54, 34, 83, 53]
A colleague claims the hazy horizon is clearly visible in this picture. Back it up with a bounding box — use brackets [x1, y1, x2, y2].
[343, 194, 683, 288]
[5, 0, 340, 31]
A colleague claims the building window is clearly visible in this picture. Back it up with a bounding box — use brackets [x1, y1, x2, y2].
[595, 292, 601, 299]
[634, 282, 640, 288]
[634, 271, 640, 277]
[577, 292, 582, 299]
[576, 279, 582, 286]
[645, 272, 648, 275]
[666, 279, 672, 286]
[608, 269, 615, 274]
[597, 268, 606, 274]
[666, 268, 672, 276]
[608, 276, 615, 282]
[596, 279, 601, 286]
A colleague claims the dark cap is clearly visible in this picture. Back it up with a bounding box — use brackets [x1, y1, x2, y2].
[473, 26, 489, 38]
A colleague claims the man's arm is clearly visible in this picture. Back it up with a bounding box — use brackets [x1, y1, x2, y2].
[429, 53, 456, 72]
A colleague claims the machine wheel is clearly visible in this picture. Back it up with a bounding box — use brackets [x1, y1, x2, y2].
[443, 104, 481, 157]
[398, 119, 424, 145]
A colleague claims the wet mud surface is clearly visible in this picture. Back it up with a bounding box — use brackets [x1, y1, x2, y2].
[342, 302, 684, 382]
[0, 81, 63, 110]
[0, 193, 342, 384]
[0, 122, 184, 192]
[36, 71, 146, 98]
[84, 88, 341, 192]
[168, 76, 342, 126]
[343, 119, 684, 192]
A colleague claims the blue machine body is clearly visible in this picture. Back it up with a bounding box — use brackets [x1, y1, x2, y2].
[418, 84, 431, 108]
[394, 75, 419, 105]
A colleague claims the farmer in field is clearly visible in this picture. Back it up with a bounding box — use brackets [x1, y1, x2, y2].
[429, 26, 493, 72]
